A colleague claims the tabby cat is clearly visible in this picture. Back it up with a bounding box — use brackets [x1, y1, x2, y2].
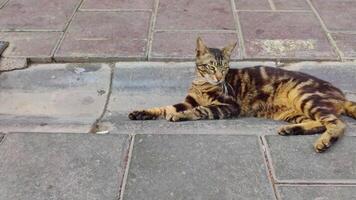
[129, 37, 356, 152]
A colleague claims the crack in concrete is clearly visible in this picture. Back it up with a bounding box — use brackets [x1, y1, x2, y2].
[89, 63, 114, 134]
[118, 134, 135, 200]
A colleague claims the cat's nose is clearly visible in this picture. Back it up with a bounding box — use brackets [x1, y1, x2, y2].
[215, 72, 223, 81]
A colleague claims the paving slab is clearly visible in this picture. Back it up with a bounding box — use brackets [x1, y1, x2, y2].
[235, 0, 271, 10]
[55, 12, 151, 62]
[0, 133, 130, 200]
[277, 185, 356, 200]
[0, 40, 9, 55]
[156, 0, 235, 30]
[0, 57, 27, 72]
[311, 0, 356, 31]
[0, 0, 80, 31]
[0, 32, 61, 62]
[332, 33, 356, 59]
[151, 31, 239, 60]
[265, 135, 356, 183]
[238, 12, 336, 60]
[81, 0, 154, 10]
[123, 134, 275, 200]
[0, 63, 110, 133]
[102, 62, 283, 135]
[273, 0, 311, 10]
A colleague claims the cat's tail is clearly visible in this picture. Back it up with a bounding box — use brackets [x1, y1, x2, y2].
[344, 100, 356, 119]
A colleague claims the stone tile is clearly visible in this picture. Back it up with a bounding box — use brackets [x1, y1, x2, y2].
[55, 12, 150, 62]
[273, 0, 310, 10]
[265, 135, 356, 183]
[0, 32, 61, 62]
[332, 33, 356, 58]
[0, 133, 130, 200]
[81, 0, 154, 10]
[311, 0, 356, 31]
[151, 31, 239, 60]
[156, 0, 235, 30]
[239, 12, 336, 60]
[235, 0, 271, 10]
[277, 186, 356, 200]
[123, 135, 274, 199]
[0, 63, 111, 133]
[283, 61, 356, 93]
[102, 62, 281, 135]
[0, 0, 79, 31]
[0, 41, 9, 55]
[0, 57, 27, 72]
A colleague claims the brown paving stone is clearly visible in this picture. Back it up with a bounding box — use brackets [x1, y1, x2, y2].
[55, 12, 151, 62]
[0, 0, 79, 31]
[156, 0, 235, 30]
[332, 33, 356, 58]
[311, 0, 356, 31]
[0, 32, 61, 62]
[273, 0, 310, 10]
[150, 31, 239, 60]
[81, 0, 154, 10]
[239, 11, 336, 60]
[235, 0, 271, 10]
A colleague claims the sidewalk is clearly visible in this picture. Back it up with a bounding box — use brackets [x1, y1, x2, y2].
[1, 0, 356, 199]
[0, 61, 356, 199]
[0, 0, 356, 66]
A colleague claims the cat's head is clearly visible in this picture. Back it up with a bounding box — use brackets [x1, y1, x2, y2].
[195, 37, 237, 85]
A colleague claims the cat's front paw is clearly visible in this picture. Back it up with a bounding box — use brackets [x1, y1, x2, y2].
[166, 113, 187, 122]
[128, 110, 157, 120]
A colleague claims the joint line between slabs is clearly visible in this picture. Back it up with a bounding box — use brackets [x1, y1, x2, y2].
[230, 0, 246, 59]
[119, 134, 135, 200]
[268, 0, 277, 10]
[52, 0, 85, 60]
[89, 63, 114, 133]
[305, 0, 344, 61]
[147, 0, 160, 61]
[259, 136, 281, 200]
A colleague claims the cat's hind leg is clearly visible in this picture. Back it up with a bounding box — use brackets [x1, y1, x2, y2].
[278, 120, 325, 136]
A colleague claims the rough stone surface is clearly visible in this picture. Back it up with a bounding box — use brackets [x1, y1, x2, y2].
[0, 63, 110, 133]
[123, 134, 274, 200]
[0, 32, 61, 62]
[0, 133, 130, 200]
[332, 33, 356, 58]
[239, 12, 336, 60]
[0, 40, 9, 55]
[311, 0, 356, 31]
[0, 57, 27, 71]
[103, 62, 282, 134]
[277, 186, 356, 200]
[273, 0, 310, 10]
[55, 12, 151, 62]
[151, 31, 239, 60]
[235, 0, 271, 10]
[156, 0, 235, 30]
[265, 135, 356, 183]
[0, 0, 79, 31]
[81, 0, 154, 10]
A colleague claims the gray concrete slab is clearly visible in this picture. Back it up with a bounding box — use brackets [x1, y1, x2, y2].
[265, 135, 356, 183]
[0, 63, 111, 133]
[103, 62, 281, 135]
[123, 134, 275, 200]
[277, 185, 356, 200]
[0, 133, 130, 200]
[0, 57, 27, 72]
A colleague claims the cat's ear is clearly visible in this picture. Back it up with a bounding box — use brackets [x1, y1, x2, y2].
[222, 42, 237, 58]
[196, 37, 208, 57]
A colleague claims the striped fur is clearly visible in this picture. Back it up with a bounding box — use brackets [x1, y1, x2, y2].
[129, 37, 356, 153]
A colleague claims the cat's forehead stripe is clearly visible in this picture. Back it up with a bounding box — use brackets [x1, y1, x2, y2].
[208, 48, 223, 65]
